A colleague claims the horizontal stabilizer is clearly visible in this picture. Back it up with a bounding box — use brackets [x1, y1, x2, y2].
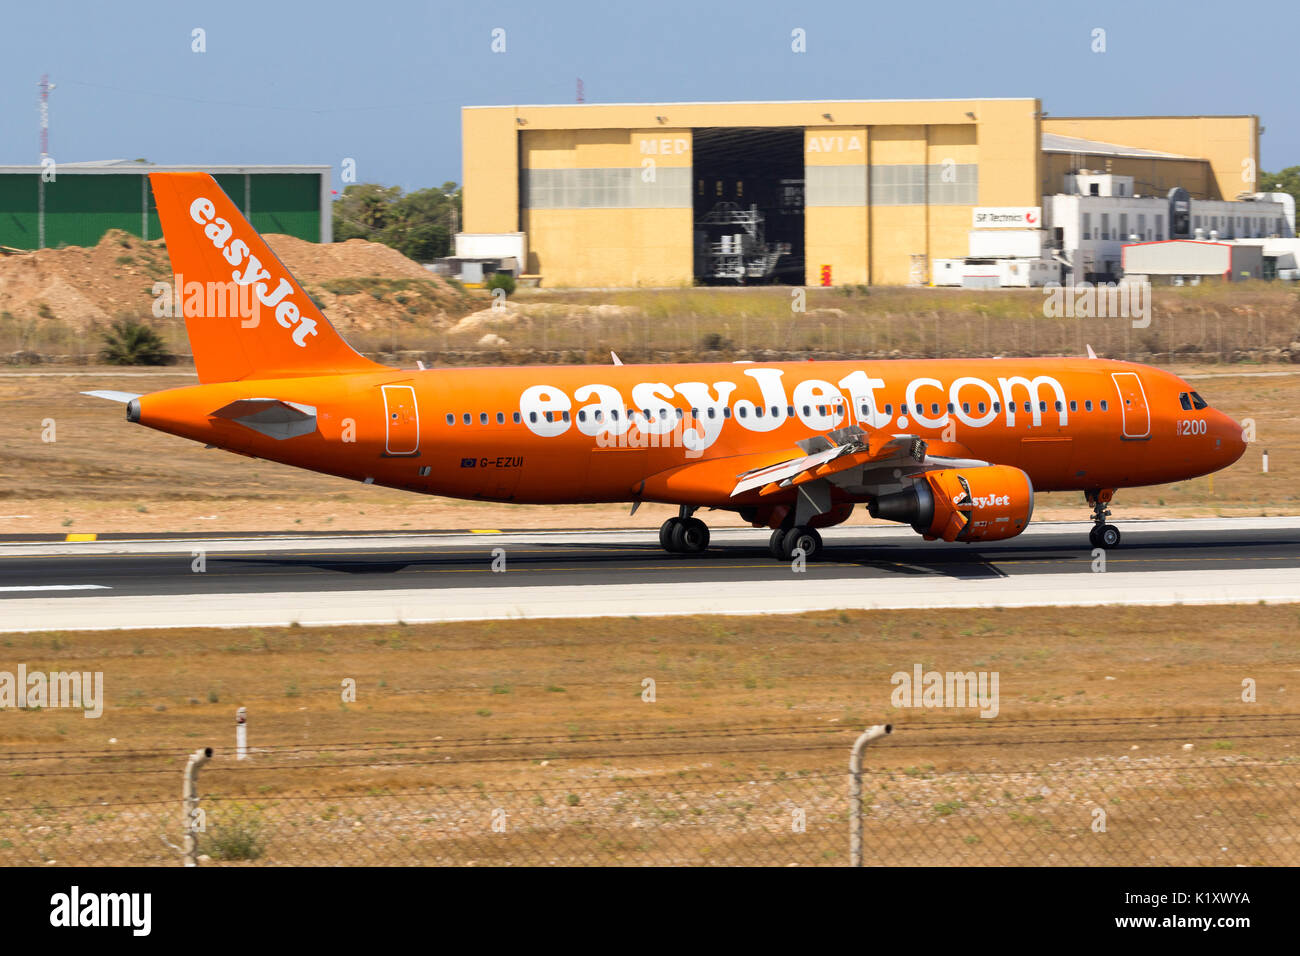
[82, 390, 142, 404]
[210, 398, 318, 440]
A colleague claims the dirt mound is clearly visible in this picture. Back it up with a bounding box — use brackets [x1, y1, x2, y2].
[0, 230, 483, 345]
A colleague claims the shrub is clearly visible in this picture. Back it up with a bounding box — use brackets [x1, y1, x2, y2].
[99, 319, 174, 366]
[204, 803, 266, 861]
[486, 271, 516, 296]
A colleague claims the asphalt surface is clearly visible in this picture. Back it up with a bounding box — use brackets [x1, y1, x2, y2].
[2, 520, 1298, 601]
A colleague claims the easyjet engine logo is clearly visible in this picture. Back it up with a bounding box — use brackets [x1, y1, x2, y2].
[188, 197, 318, 347]
[969, 494, 1010, 508]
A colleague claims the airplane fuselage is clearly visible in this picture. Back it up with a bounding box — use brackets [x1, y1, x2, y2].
[133, 356, 1245, 510]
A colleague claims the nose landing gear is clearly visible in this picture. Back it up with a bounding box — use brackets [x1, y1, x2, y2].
[1086, 489, 1121, 549]
[659, 506, 711, 554]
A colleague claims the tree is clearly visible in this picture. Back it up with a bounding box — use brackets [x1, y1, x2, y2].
[1257, 165, 1300, 222]
[332, 182, 461, 262]
[100, 318, 174, 366]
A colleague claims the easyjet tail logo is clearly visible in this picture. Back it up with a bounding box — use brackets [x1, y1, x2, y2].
[187, 197, 318, 347]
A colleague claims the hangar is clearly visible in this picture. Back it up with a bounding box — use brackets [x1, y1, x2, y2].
[0, 161, 332, 251]
[460, 99, 1262, 287]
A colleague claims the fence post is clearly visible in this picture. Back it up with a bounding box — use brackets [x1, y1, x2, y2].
[183, 747, 213, 867]
[849, 724, 892, 867]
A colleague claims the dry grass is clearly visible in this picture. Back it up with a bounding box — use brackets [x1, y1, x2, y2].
[0, 606, 1296, 864]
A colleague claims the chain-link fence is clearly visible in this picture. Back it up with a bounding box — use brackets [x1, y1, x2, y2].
[2, 721, 1297, 866]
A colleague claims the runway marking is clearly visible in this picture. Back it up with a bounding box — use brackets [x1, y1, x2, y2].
[64, 533, 98, 542]
[0, 584, 110, 592]
[469, 529, 502, 534]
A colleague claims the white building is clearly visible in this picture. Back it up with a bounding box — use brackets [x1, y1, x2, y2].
[1044, 173, 1292, 282]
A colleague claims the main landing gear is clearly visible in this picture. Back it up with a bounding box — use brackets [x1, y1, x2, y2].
[768, 525, 822, 561]
[1086, 489, 1121, 549]
[659, 506, 710, 554]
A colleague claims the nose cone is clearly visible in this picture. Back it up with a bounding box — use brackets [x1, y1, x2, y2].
[1214, 411, 1248, 468]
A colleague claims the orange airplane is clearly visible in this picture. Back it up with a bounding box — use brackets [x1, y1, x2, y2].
[86, 173, 1247, 559]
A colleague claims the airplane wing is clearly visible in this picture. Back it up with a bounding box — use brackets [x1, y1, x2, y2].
[729, 425, 986, 499]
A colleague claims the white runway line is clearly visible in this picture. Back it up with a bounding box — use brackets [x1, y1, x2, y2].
[0, 568, 1296, 633]
[0, 584, 110, 593]
[3, 516, 1299, 558]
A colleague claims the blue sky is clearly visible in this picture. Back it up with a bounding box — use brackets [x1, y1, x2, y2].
[2, 0, 1292, 192]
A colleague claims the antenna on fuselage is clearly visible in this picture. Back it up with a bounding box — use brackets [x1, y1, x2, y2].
[611, 351, 624, 366]
[1085, 344, 1098, 359]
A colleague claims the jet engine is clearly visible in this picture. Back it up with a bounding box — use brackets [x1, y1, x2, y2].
[868, 464, 1034, 542]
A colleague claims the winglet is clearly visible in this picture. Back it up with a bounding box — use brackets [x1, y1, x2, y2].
[611, 351, 624, 366]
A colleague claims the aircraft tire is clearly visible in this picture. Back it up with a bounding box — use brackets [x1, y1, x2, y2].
[1099, 524, 1121, 549]
[672, 517, 710, 554]
[782, 526, 821, 561]
[660, 518, 682, 553]
[768, 528, 788, 560]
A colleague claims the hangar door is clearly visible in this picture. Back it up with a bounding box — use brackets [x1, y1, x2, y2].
[692, 128, 804, 284]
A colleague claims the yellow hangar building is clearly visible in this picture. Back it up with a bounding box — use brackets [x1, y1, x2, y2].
[460, 98, 1261, 287]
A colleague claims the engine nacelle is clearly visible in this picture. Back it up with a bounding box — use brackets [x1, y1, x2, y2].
[868, 464, 1034, 542]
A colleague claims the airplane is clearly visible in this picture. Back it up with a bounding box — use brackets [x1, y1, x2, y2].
[85, 172, 1247, 560]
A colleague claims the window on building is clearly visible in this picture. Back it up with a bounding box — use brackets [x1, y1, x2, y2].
[1082, 212, 1091, 240]
[1100, 213, 1111, 240]
[1119, 213, 1128, 238]
[1155, 214, 1164, 239]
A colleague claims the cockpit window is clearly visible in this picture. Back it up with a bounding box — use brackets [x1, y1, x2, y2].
[1190, 391, 1209, 410]
[1179, 392, 1193, 411]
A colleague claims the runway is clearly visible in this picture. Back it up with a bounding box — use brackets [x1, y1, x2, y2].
[1, 517, 1297, 632]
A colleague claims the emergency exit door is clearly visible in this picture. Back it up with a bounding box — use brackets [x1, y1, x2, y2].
[1111, 372, 1150, 440]
[382, 384, 420, 456]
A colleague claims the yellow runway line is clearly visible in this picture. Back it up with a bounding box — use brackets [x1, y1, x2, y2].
[64, 533, 98, 542]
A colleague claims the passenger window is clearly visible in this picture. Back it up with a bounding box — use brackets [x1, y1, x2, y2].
[1023, 402, 1031, 412]
[1040, 401, 1048, 412]
[595, 410, 604, 422]
[528, 412, 537, 423]
[754, 406, 764, 418]
[803, 405, 812, 416]
[707, 408, 716, 419]
[496, 412, 504, 424]
[1069, 401, 1077, 412]
[611, 409, 620, 421]
[817, 405, 826, 415]
[675, 408, 684, 419]
[884, 404, 892, 415]
[992, 402, 999, 413]
[723, 407, 732, 418]
[1179, 392, 1193, 411]
[771, 406, 780, 417]
[787, 405, 795, 417]
[1085, 400, 1093, 412]
[1054, 401, 1062, 412]
[962, 403, 970, 413]
[463, 413, 471, 425]
[947, 403, 955, 413]
[1190, 391, 1208, 410]
[446, 413, 454, 425]
[860, 403, 869, 415]
[479, 412, 488, 424]
[1100, 400, 1108, 411]
[562, 410, 570, 422]
[931, 403, 940, 415]
[545, 412, 553, 423]
[577, 410, 587, 422]
[739, 406, 748, 418]
[691, 408, 699, 418]
[513, 411, 521, 424]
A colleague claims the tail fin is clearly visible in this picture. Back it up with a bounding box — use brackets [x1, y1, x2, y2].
[149, 172, 385, 383]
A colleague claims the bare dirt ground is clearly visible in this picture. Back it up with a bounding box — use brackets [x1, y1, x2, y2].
[0, 365, 1294, 536]
[0, 606, 1295, 865]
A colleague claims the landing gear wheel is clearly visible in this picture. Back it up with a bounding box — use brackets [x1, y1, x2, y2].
[768, 528, 788, 560]
[671, 517, 710, 554]
[781, 526, 822, 561]
[659, 518, 680, 552]
[1085, 490, 1120, 550]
